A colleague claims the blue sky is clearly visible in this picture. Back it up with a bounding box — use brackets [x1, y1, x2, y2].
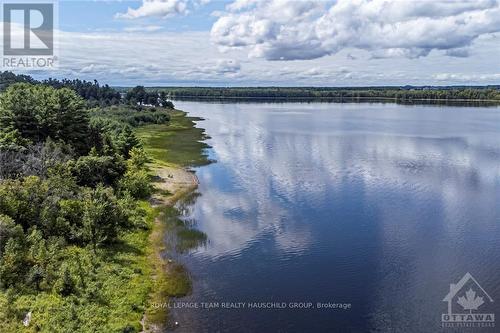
[59, 1, 222, 32]
[22, 0, 500, 86]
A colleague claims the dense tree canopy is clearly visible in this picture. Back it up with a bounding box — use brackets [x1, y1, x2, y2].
[0, 71, 37, 90]
[0, 84, 89, 152]
[125, 85, 174, 108]
[0, 71, 122, 106]
[42, 78, 121, 106]
[0, 79, 172, 332]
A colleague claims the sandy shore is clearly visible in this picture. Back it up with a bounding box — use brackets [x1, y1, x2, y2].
[150, 165, 199, 206]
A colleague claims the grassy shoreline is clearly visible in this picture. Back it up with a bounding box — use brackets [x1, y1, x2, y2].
[137, 109, 210, 332]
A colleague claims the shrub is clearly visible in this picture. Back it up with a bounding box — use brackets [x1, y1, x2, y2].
[0, 214, 23, 253]
[127, 147, 151, 171]
[119, 170, 152, 199]
[71, 154, 126, 187]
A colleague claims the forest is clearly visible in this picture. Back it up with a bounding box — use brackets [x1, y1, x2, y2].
[0, 74, 176, 332]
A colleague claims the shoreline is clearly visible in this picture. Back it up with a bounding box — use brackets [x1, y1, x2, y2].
[142, 165, 198, 333]
[169, 95, 500, 102]
[136, 109, 210, 332]
[167, 96, 500, 106]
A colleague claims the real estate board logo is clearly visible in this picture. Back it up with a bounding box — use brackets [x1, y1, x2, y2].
[442, 272, 495, 328]
[2, 0, 58, 69]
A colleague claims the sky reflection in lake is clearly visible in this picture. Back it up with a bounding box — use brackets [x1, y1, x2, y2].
[168, 102, 500, 333]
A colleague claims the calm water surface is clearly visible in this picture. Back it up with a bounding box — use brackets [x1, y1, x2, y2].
[167, 102, 500, 333]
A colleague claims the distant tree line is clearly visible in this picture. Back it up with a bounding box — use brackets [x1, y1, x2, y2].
[155, 86, 500, 102]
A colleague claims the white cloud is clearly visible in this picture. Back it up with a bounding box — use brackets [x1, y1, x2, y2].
[32, 24, 497, 86]
[48, 26, 500, 86]
[198, 0, 211, 5]
[123, 25, 163, 32]
[116, 0, 189, 19]
[79, 64, 109, 73]
[11, 4, 497, 87]
[211, 0, 500, 61]
[115, 0, 212, 19]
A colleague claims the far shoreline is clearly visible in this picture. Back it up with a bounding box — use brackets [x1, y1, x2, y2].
[112, 85, 500, 106]
[169, 95, 500, 102]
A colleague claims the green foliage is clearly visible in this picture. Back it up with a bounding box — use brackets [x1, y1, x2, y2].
[0, 214, 23, 252]
[0, 238, 25, 289]
[0, 224, 155, 332]
[0, 71, 37, 92]
[0, 128, 30, 150]
[115, 125, 141, 158]
[0, 174, 135, 246]
[71, 154, 126, 187]
[119, 170, 152, 199]
[0, 83, 89, 152]
[0, 176, 50, 230]
[126, 86, 146, 105]
[42, 78, 121, 106]
[127, 147, 151, 170]
[118, 147, 153, 203]
[88, 117, 141, 157]
[125, 86, 174, 108]
[0, 74, 201, 332]
[0, 86, 145, 161]
[90, 105, 171, 127]
[1, 71, 122, 106]
[53, 264, 76, 296]
[0, 175, 79, 240]
[81, 185, 129, 252]
[0, 175, 147, 305]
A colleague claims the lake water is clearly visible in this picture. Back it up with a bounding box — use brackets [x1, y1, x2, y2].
[168, 102, 500, 333]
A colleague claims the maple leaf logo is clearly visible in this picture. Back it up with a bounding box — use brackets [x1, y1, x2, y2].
[457, 288, 484, 313]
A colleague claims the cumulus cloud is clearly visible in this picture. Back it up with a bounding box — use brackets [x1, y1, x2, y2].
[211, 0, 500, 60]
[116, 0, 189, 19]
[115, 0, 212, 19]
[18, 13, 498, 87]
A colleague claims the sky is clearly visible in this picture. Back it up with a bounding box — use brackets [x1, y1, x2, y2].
[12, 0, 500, 86]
